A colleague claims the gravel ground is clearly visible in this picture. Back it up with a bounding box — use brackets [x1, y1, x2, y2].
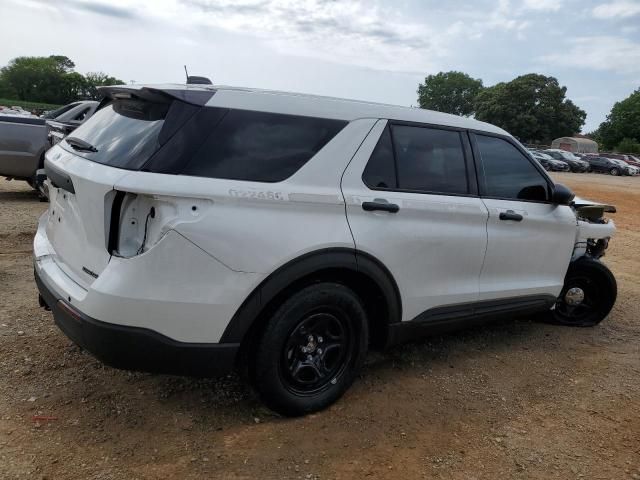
[0, 173, 639, 480]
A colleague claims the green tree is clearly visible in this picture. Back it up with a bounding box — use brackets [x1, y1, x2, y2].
[0, 55, 77, 103]
[0, 56, 123, 104]
[417, 71, 483, 116]
[597, 89, 640, 150]
[82, 72, 124, 100]
[474, 74, 586, 143]
[615, 137, 640, 154]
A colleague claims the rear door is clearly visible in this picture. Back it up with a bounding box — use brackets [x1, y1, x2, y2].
[342, 120, 489, 322]
[471, 133, 577, 301]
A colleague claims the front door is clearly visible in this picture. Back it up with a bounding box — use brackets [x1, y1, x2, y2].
[471, 133, 577, 302]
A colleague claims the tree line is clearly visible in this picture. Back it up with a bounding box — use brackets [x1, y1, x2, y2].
[1, 56, 637, 153]
[0, 55, 123, 105]
[417, 71, 640, 153]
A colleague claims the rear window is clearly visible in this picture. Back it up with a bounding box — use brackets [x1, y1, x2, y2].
[62, 101, 346, 182]
[180, 110, 347, 182]
[42, 102, 80, 119]
[61, 99, 169, 169]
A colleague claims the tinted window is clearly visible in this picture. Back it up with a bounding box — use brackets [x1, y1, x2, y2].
[476, 135, 549, 201]
[362, 126, 397, 189]
[62, 99, 169, 169]
[72, 107, 90, 122]
[182, 110, 346, 182]
[391, 125, 468, 194]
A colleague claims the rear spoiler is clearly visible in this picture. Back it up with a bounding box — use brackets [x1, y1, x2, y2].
[96, 86, 215, 110]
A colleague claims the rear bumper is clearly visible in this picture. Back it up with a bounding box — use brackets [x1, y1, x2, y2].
[35, 267, 239, 377]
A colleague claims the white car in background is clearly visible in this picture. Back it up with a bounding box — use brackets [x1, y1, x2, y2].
[35, 83, 618, 415]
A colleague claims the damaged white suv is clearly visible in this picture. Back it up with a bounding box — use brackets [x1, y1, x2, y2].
[35, 84, 617, 416]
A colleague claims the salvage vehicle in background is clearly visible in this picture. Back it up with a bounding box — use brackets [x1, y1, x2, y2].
[0, 100, 98, 197]
[544, 149, 590, 172]
[599, 153, 640, 169]
[35, 83, 618, 416]
[585, 156, 637, 176]
[529, 150, 570, 171]
[47, 101, 99, 146]
[627, 155, 640, 168]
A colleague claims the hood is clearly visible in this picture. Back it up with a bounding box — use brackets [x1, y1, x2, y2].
[573, 196, 616, 213]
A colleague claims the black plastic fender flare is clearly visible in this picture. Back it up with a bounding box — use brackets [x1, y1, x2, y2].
[219, 248, 401, 344]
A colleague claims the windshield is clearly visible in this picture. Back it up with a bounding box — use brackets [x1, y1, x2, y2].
[61, 99, 169, 169]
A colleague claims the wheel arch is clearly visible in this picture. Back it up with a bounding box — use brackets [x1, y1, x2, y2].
[221, 248, 402, 354]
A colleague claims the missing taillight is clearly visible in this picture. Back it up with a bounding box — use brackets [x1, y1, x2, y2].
[107, 191, 126, 255]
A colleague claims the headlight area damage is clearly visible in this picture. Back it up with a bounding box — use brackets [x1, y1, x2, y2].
[571, 197, 616, 260]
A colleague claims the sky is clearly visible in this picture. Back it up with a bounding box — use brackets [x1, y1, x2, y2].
[1, 0, 639, 132]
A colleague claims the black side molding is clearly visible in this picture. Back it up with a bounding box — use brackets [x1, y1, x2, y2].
[387, 295, 556, 346]
[44, 159, 75, 194]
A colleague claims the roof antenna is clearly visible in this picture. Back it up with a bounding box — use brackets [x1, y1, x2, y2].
[183, 65, 212, 85]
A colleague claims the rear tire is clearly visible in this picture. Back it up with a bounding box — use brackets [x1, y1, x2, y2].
[252, 282, 369, 416]
[551, 258, 617, 327]
[610, 167, 619, 176]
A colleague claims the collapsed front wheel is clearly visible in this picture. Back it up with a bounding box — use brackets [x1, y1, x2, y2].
[551, 258, 617, 327]
[252, 282, 368, 416]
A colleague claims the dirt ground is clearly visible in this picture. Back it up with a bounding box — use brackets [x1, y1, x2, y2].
[1, 173, 639, 480]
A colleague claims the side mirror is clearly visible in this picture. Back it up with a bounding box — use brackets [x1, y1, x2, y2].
[552, 183, 575, 205]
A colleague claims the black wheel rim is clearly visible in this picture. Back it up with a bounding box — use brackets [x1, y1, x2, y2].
[280, 309, 354, 395]
[555, 274, 600, 323]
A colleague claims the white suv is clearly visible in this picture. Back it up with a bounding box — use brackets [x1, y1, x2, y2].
[35, 84, 617, 415]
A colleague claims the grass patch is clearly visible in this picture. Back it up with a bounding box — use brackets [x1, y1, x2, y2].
[0, 98, 61, 112]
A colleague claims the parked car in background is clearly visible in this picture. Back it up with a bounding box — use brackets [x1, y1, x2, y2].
[586, 156, 638, 176]
[600, 153, 640, 169]
[47, 101, 99, 146]
[627, 155, 640, 168]
[35, 83, 618, 416]
[529, 150, 570, 171]
[0, 100, 98, 197]
[545, 149, 590, 172]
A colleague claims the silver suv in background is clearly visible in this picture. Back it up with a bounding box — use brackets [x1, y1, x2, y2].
[0, 101, 98, 196]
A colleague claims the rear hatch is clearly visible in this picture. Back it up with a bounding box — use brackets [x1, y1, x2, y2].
[45, 149, 130, 286]
[44, 87, 213, 287]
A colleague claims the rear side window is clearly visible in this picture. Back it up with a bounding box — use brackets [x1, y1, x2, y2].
[475, 135, 549, 201]
[181, 110, 346, 182]
[62, 99, 169, 169]
[392, 125, 468, 194]
[363, 123, 468, 195]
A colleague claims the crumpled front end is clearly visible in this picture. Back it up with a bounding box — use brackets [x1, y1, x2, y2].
[571, 197, 616, 260]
